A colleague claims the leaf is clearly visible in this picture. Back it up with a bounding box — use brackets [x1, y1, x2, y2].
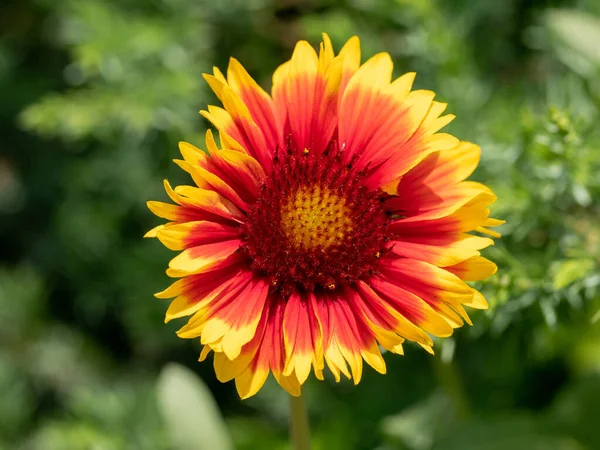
[156, 363, 233, 450]
[572, 184, 592, 207]
[548, 375, 600, 449]
[544, 9, 600, 77]
[431, 415, 583, 450]
[551, 259, 595, 290]
[381, 392, 456, 450]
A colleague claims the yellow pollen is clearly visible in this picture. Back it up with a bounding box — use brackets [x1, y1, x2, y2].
[280, 186, 353, 251]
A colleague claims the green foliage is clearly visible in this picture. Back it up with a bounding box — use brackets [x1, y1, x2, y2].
[544, 8, 600, 78]
[1, 0, 599, 449]
[157, 364, 233, 450]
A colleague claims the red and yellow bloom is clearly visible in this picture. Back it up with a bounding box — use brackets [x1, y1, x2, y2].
[146, 34, 502, 398]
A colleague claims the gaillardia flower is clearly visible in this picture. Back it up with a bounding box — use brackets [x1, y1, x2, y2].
[146, 34, 502, 399]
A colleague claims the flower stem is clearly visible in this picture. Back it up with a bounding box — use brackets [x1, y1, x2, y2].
[289, 394, 311, 450]
[432, 347, 470, 420]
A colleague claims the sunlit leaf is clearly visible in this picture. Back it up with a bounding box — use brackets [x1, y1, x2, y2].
[157, 363, 233, 450]
[544, 9, 600, 77]
[551, 259, 595, 290]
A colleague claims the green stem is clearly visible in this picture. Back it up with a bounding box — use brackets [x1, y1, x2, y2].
[432, 350, 470, 420]
[289, 394, 311, 450]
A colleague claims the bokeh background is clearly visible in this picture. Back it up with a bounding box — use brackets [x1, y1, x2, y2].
[1, 0, 600, 448]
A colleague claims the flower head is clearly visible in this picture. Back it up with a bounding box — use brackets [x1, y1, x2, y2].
[146, 34, 502, 399]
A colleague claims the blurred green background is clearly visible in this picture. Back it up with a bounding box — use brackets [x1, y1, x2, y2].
[1, 0, 600, 449]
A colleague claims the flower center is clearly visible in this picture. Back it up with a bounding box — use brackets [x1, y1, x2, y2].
[280, 186, 353, 251]
[240, 142, 392, 298]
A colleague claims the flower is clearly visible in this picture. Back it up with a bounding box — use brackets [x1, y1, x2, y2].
[146, 34, 502, 399]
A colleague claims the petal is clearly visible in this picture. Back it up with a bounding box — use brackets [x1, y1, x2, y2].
[379, 259, 475, 326]
[385, 141, 484, 220]
[144, 224, 163, 238]
[176, 159, 249, 213]
[387, 181, 495, 223]
[310, 55, 343, 155]
[168, 239, 241, 273]
[212, 351, 255, 383]
[328, 297, 364, 384]
[199, 344, 212, 362]
[475, 217, 505, 238]
[226, 58, 279, 153]
[312, 292, 385, 384]
[347, 284, 406, 354]
[179, 133, 266, 205]
[311, 293, 350, 382]
[338, 53, 456, 188]
[330, 294, 386, 381]
[369, 277, 454, 338]
[389, 233, 494, 267]
[398, 141, 481, 193]
[176, 271, 254, 338]
[271, 60, 290, 129]
[234, 359, 270, 400]
[162, 256, 247, 323]
[381, 258, 473, 303]
[339, 53, 399, 163]
[203, 67, 227, 103]
[390, 188, 497, 233]
[387, 72, 416, 102]
[282, 292, 323, 384]
[201, 278, 270, 360]
[216, 295, 271, 389]
[318, 32, 335, 70]
[338, 36, 361, 97]
[213, 148, 266, 201]
[446, 256, 498, 281]
[156, 251, 244, 298]
[272, 40, 319, 153]
[201, 91, 271, 168]
[355, 281, 432, 349]
[304, 34, 345, 155]
[159, 179, 245, 224]
[156, 221, 240, 251]
[364, 96, 458, 189]
[147, 201, 206, 223]
[165, 276, 235, 323]
[235, 296, 301, 399]
[463, 289, 489, 310]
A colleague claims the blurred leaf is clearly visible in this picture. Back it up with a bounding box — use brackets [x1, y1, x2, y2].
[431, 415, 583, 450]
[156, 363, 233, 450]
[571, 184, 592, 207]
[551, 259, 595, 290]
[0, 265, 44, 337]
[26, 420, 123, 450]
[226, 417, 285, 450]
[570, 313, 600, 373]
[4, 0, 600, 448]
[382, 391, 455, 450]
[0, 356, 35, 439]
[547, 375, 600, 449]
[544, 9, 600, 77]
